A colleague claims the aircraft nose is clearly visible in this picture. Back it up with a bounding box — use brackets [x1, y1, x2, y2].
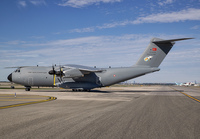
[7, 73, 12, 82]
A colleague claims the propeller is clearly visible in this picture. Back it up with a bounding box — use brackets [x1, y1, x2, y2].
[48, 65, 56, 75]
[48, 65, 64, 83]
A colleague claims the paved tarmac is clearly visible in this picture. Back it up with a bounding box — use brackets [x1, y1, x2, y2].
[0, 86, 200, 139]
[0, 94, 56, 109]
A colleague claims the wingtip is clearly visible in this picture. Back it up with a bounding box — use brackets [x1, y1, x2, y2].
[178, 37, 194, 40]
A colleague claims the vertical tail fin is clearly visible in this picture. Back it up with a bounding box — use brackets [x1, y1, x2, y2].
[135, 38, 193, 67]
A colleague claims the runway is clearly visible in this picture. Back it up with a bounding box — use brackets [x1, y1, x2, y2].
[0, 86, 200, 139]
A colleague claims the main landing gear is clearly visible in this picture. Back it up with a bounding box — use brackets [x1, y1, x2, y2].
[25, 86, 31, 91]
[72, 89, 91, 92]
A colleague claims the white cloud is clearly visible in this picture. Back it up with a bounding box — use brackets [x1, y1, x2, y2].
[30, 36, 45, 39]
[18, 1, 27, 7]
[0, 34, 151, 67]
[3, 34, 198, 67]
[191, 25, 200, 30]
[158, 0, 174, 6]
[28, 36, 103, 46]
[70, 27, 95, 33]
[29, 0, 46, 6]
[133, 8, 200, 24]
[5, 40, 26, 45]
[70, 8, 200, 33]
[58, 0, 122, 8]
[17, 0, 46, 7]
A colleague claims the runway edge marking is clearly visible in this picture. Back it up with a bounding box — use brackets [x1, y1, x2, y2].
[0, 96, 57, 109]
[171, 87, 200, 103]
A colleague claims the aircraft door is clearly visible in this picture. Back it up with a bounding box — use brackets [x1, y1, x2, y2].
[28, 77, 33, 86]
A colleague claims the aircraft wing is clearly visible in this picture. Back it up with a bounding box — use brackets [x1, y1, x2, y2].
[64, 64, 104, 72]
[62, 64, 105, 78]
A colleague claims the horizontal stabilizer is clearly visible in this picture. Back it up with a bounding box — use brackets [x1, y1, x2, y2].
[152, 38, 194, 43]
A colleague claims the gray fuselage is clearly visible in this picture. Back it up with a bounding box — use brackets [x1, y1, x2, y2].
[9, 66, 159, 90]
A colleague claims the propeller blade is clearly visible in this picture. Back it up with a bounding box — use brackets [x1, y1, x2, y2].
[59, 66, 63, 81]
[49, 64, 56, 75]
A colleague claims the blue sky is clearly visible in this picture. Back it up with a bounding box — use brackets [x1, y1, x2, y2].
[0, 0, 200, 83]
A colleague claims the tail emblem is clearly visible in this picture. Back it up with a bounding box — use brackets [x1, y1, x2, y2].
[144, 56, 153, 61]
[152, 48, 157, 51]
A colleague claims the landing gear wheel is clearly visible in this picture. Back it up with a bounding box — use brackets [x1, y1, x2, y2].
[25, 87, 31, 91]
[83, 89, 91, 92]
[72, 89, 91, 92]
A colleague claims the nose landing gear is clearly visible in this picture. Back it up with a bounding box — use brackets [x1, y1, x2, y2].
[25, 86, 31, 91]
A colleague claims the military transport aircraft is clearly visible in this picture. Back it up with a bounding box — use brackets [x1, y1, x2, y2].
[7, 37, 192, 91]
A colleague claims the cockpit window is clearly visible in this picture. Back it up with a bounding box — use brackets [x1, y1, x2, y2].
[15, 69, 20, 72]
